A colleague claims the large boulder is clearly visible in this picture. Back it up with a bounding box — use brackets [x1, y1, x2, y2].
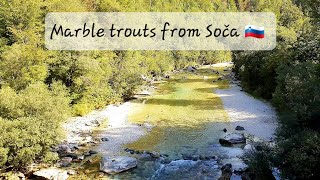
[243, 144, 256, 154]
[151, 159, 220, 179]
[235, 126, 245, 131]
[33, 168, 68, 180]
[57, 144, 71, 155]
[187, 66, 197, 72]
[219, 133, 246, 145]
[100, 156, 137, 174]
[60, 157, 72, 167]
[245, 134, 264, 144]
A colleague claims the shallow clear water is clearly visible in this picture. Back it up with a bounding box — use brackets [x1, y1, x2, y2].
[112, 67, 239, 179]
[73, 66, 243, 179]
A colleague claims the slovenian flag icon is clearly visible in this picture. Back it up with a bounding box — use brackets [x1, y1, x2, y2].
[245, 25, 264, 38]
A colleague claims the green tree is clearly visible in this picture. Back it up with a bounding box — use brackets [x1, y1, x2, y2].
[0, 82, 70, 169]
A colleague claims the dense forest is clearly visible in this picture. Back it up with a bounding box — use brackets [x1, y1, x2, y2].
[0, 0, 319, 179]
[232, 0, 319, 179]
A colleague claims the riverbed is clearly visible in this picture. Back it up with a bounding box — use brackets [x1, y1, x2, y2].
[64, 63, 277, 179]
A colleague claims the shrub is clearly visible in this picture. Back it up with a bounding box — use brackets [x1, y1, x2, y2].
[0, 82, 70, 169]
[73, 102, 94, 116]
[0, 147, 9, 167]
[245, 144, 275, 179]
[275, 130, 320, 179]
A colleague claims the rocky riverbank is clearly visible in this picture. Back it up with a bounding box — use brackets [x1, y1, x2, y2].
[27, 63, 280, 179]
[28, 89, 153, 179]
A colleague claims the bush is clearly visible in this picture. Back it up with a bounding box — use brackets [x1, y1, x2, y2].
[73, 103, 94, 116]
[233, 2, 319, 178]
[0, 147, 9, 167]
[273, 57, 320, 131]
[275, 130, 320, 179]
[0, 82, 70, 169]
[245, 144, 275, 180]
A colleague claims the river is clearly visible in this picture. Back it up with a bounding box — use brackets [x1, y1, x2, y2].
[67, 63, 277, 179]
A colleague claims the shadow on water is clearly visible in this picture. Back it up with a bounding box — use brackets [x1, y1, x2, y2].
[125, 66, 233, 157]
[140, 98, 222, 110]
[74, 66, 236, 179]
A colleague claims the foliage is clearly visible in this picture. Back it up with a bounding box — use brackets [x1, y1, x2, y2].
[245, 144, 275, 180]
[274, 130, 320, 179]
[0, 0, 226, 169]
[233, 0, 320, 179]
[273, 62, 320, 131]
[0, 82, 70, 169]
[0, 0, 318, 177]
